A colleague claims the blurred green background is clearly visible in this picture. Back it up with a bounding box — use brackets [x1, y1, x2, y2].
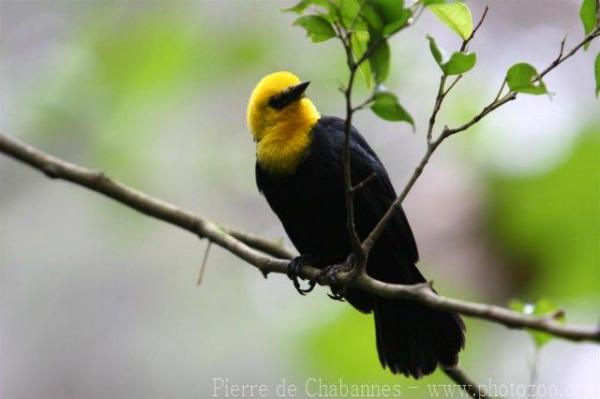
[1, 1, 598, 398]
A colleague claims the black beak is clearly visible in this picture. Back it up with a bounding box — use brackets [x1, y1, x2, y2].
[269, 81, 311, 109]
[289, 80, 311, 99]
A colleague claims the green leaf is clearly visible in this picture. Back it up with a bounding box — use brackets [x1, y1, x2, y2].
[510, 299, 565, 348]
[580, 0, 598, 35]
[351, 30, 372, 87]
[283, 0, 335, 13]
[293, 15, 336, 42]
[428, 2, 474, 40]
[506, 62, 548, 95]
[382, 9, 413, 35]
[443, 51, 476, 75]
[361, 4, 385, 33]
[595, 52, 600, 97]
[427, 36, 476, 75]
[366, 0, 412, 35]
[580, 0, 598, 50]
[369, 0, 405, 24]
[283, 0, 312, 13]
[369, 39, 390, 83]
[427, 35, 445, 65]
[339, 0, 361, 28]
[370, 89, 414, 127]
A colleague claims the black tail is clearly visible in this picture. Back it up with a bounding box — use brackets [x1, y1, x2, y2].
[373, 296, 465, 378]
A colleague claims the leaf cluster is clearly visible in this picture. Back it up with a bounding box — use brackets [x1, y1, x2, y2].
[285, 0, 415, 124]
[285, 0, 600, 126]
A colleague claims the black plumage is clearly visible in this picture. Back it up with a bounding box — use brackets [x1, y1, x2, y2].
[256, 116, 465, 378]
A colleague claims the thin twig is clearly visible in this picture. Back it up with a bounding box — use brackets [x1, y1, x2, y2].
[350, 172, 376, 194]
[442, 91, 517, 139]
[427, 75, 447, 143]
[460, 6, 489, 52]
[352, 94, 375, 112]
[337, 8, 416, 264]
[361, 23, 600, 256]
[493, 78, 506, 102]
[527, 347, 541, 397]
[442, 366, 488, 399]
[341, 46, 364, 253]
[197, 241, 212, 286]
[333, 25, 363, 254]
[535, 26, 599, 82]
[427, 8, 488, 149]
[443, 75, 463, 96]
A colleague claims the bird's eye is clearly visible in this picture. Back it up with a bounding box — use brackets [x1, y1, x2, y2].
[268, 90, 292, 110]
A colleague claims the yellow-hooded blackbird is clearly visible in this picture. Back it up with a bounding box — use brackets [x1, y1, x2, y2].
[247, 71, 465, 378]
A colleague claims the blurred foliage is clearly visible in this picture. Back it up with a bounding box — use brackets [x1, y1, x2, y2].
[88, 13, 202, 174]
[296, 307, 489, 398]
[23, 7, 272, 181]
[509, 298, 566, 348]
[297, 309, 441, 397]
[487, 128, 599, 298]
[303, 310, 383, 382]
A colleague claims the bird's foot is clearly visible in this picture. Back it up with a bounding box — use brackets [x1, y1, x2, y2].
[287, 255, 316, 295]
[316, 252, 366, 300]
[315, 263, 350, 301]
[316, 262, 351, 286]
[316, 252, 363, 285]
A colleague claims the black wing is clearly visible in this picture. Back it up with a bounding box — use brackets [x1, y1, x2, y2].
[319, 116, 419, 265]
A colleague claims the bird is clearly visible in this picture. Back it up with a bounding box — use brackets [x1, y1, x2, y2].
[247, 71, 465, 378]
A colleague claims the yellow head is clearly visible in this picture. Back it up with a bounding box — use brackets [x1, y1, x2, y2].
[247, 71, 320, 174]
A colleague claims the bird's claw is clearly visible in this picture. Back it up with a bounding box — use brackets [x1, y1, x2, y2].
[316, 262, 351, 301]
[327, 286, 346, 301]
[287, 256, 316, 295]
[287, 254, 358, 300]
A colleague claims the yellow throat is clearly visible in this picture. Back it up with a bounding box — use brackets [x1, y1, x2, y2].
[247, 71, 320, 175]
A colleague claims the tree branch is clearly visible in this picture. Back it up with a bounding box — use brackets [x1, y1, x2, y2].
[223, 227, 296, 260]
[0, 132, 286, 275]
[342, 46, 364, 254]
[1, 132, 599, 345]
[1, 131, 597, 399]
[334, 11, 417, 272]
[361, 24, 600, 255]
[427, 7, 487, 145]
[334, 12, 493, 328]
[460, 6, 489, 52]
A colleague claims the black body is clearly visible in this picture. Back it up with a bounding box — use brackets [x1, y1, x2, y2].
[256, 116, 465, 378]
